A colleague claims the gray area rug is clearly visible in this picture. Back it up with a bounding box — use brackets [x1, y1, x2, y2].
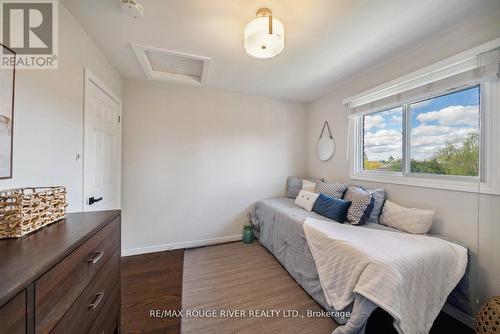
[182, 241, 336, 333]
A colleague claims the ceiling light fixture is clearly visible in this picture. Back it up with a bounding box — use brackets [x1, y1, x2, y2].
[244, 8, 284, 59]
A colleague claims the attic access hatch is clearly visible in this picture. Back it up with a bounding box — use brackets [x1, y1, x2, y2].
[131, 44, 210, 85]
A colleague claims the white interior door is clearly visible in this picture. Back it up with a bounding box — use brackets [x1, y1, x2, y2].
[83, 70, 121, 211]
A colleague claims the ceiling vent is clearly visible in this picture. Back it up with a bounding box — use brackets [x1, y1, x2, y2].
[131, 44, 210, 85]
[121, 0, 144, 19]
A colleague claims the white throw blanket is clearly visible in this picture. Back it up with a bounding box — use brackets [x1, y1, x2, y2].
[303, 218, 468, 334]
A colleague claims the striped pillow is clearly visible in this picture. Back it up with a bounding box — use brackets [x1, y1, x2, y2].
[344, 186, 374, 225]
[314, 181, 348, 199]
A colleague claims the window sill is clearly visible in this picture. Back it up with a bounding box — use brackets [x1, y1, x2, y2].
[350, 172, 499, 195]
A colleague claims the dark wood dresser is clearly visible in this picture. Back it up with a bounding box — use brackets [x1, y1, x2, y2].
[0, 210, 121, 334]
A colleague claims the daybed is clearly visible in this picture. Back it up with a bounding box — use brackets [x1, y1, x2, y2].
[252, 195, 470, 334]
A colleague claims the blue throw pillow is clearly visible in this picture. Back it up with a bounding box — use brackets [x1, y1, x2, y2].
[312, 193, 352, 223]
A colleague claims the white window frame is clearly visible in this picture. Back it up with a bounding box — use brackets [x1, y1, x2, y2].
[346, 40, 500, 194]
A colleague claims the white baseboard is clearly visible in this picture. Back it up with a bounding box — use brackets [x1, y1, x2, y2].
[121, 235, 242, 257]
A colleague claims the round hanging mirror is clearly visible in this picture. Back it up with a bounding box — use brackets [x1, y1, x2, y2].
[316, 121, 335, 162]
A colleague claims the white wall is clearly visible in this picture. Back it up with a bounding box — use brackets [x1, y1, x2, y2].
[121, 80, 307, 254]
[306, 15, 500, 310]
[0, 3, 122, 212]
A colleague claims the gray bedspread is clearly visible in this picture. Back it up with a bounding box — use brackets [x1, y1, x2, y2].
[252, 197, 471, 332]
[253, 197, 351, 324]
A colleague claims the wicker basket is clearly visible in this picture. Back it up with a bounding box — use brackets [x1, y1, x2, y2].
[0, 187, 67, 239]
[476, 296, 500, 334]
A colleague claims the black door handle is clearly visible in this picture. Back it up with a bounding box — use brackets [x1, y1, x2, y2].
[88, 196, 103, 205]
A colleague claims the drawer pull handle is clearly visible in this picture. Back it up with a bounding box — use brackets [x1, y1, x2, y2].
[88, 292, 104, 309]
[88, 251, 104, 264]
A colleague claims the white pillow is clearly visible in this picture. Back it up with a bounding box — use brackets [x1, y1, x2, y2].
[294, 190, 319, 211]
[302, 180, 316, 192]
[379, 200, 434, 234]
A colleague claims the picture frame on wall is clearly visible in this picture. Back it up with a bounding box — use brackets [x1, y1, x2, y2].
[0, 43, 15, 179]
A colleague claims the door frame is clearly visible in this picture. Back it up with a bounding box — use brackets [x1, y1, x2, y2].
[82, 68, 122, 211]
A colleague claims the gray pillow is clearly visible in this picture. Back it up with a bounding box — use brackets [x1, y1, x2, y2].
[286, 176, 303, 198]
[367, 188, 386, 223]
[286, 177, 320, 198]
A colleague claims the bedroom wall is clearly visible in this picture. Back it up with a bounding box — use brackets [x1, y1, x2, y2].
[306, 12, 500, 311]
[121, 80, 307, 255]
[0, 3, 122, 212]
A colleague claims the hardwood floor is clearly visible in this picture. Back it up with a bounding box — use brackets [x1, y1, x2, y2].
[120, 244, 474, 334]
[182, 242, 336, 333]
[121, 250, 184, 334]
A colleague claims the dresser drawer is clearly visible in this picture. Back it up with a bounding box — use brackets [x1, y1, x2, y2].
[88, 282, 120, 334]
[0, 291, 26, 334]
[51, 248, 120, 334]
[35, 218, 119, 334]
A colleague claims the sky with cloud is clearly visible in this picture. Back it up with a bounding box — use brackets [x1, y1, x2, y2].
[363, 86, 479, 161]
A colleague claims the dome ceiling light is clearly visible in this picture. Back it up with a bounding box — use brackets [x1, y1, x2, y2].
[244, 8, 284, 59]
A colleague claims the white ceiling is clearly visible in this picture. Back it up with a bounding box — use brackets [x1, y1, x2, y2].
[62, 0, 500, 102]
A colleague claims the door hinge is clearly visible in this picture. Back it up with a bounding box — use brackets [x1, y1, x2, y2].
[118, 115, 121, 123]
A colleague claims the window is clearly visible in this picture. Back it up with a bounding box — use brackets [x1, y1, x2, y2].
[347, 46, 500, 194]
[362, 87, 480, 177]
[350, 83, 500, 194]
[409, 87, 480, 176]
[363, 107, 403, 172]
